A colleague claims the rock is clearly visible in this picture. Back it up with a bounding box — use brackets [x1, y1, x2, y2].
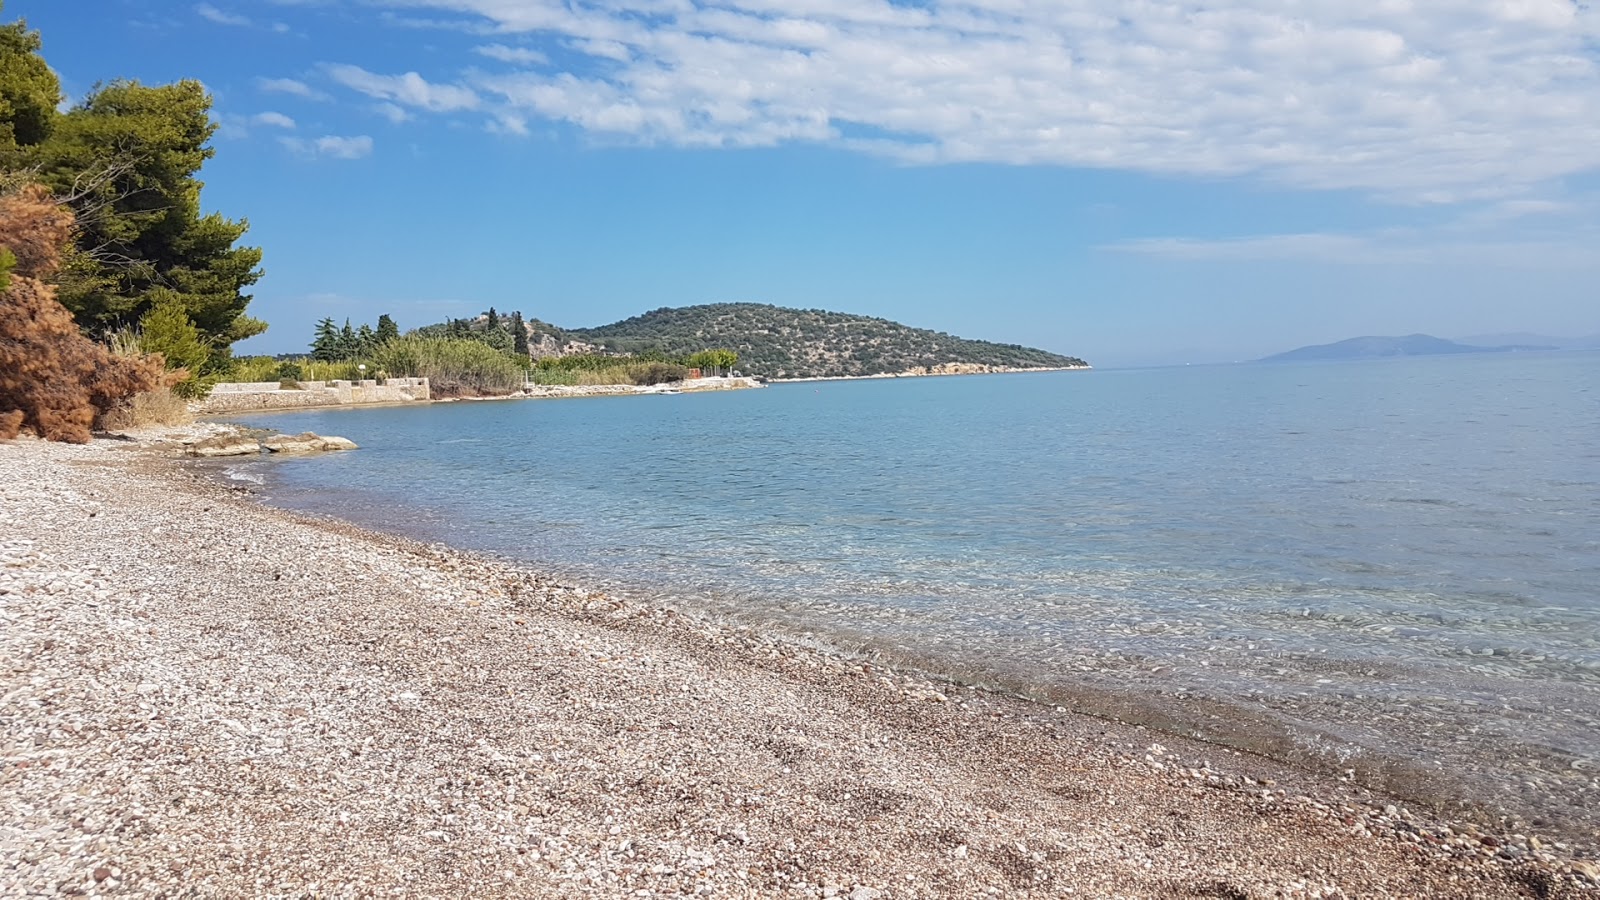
[185, 435, 262, 457]
[262, 432, 358, 453]
[92, 867, 111, 882]
[1572, 861, 1600, 883]
[849, 887, 882, 900]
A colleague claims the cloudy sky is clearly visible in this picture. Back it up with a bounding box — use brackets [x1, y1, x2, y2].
[14, 0, 1600, 365]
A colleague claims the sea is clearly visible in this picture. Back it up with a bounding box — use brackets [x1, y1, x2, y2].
[213, 351, 1600, 838]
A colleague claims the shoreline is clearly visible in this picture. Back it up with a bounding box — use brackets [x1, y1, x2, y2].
[3, 432, 1596, 896]
[769, 365, 1091, 384]
[196, 375, 765, 417]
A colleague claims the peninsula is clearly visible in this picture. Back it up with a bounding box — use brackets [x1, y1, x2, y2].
[1260, 333, 1552, 362]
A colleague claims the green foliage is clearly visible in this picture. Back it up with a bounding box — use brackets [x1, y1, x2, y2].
[0, 245, 12, 294]
[19, 74, 265, 359]
[687, 348, 738, 375]
[414, 309, 519, 354]
[376, 313, 399, 344]
[310, 316, 339, 361]
[535, 353, 639, 372]
[510, 310, 528, 357]
[0, 12, 59, 152]
[565, 304, 1086, 377]
[373, 335, 524, 397]
[229, 355, 282, 383]
[137, 299, 214, 398]
[311, 315, 388, 360]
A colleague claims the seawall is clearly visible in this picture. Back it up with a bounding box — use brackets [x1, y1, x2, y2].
[194, 378, 431, 414]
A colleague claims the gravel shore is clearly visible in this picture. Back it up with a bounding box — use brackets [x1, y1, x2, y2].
[2, 433, 1594, 898]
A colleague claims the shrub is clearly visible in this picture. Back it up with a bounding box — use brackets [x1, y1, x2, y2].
[229, 355, 283, 383]
[99, 389, 193, 431]
[137, 300, 215, 398]
[0, 186, 171, 443]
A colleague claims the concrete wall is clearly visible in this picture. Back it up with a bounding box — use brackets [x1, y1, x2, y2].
[196, 378, 430, 414]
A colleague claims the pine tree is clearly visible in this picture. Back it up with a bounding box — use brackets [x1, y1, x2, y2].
[338, 318, 357, 359]
[485, 307, 499, 330]
[511, 311, 528, 357]
[376, 313, 399, 344]
[32, 79, 264, 350]
[356, 323, 376, 356]
[310, 317, 340, 361]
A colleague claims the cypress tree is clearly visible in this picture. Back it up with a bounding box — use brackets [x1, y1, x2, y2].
[511, 311, 528, 357]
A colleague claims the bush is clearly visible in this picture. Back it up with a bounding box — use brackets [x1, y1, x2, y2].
[0, 186, 170, 443]
[99, 389, 193, 431]
[373, 336, 524, 397]
[229, 355, 283, 383]
[137, 300, 215, 398]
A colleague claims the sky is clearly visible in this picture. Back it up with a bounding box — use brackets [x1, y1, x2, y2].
[9, 0, 1599, 367]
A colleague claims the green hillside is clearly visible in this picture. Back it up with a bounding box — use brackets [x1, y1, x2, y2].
[564, 303, 1086, 378]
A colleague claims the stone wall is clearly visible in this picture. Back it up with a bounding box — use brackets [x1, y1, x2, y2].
[195, 378, 430, 414]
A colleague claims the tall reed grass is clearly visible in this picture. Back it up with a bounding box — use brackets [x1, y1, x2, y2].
[373, 336, 525, 397]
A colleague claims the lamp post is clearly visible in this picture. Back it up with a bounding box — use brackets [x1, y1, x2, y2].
[358, 364, 367, 383]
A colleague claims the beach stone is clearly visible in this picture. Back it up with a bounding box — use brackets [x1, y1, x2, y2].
[261, 432, 358, 453]
[185, 435, 261, 457]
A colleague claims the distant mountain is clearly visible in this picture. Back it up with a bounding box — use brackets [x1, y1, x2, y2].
[1260, 333, 1553, 362]
[1456, 332, 1600, 351]
[559, 303, 1087, 378]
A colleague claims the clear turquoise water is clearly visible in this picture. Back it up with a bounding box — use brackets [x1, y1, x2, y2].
[220, 352, 1600, 834]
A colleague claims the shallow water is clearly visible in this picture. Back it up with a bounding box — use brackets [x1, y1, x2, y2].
[220, 352, 1600, 836]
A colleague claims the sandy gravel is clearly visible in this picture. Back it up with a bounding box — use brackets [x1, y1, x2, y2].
[2, 433, 1595, 898]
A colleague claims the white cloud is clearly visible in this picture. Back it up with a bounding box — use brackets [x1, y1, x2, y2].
[365, 0, 1600, 200]
[375, 102, 413, 124]
[257, 77, 328, 100]
[252, 111, 297, 129]
[474, 44, 549, 65]
[487, 112, 530, 136]
[281, 134, 375, 160]
[196, 3, 251, 27]
[324, 64, 481, 112]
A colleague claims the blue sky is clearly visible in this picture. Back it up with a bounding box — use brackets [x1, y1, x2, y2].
[11, 0, 1599, 366]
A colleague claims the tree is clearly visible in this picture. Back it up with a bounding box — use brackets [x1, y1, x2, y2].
[338, 318, 358, 359]
[485, 306, 499, 329]
[356, 323, 376, 356]
[0, 8, 60, 153]
[29, 79, 264, 356]
[510, 310, 528, 357]
[311, 316, 340, 361]
[376, 313, 399, 344]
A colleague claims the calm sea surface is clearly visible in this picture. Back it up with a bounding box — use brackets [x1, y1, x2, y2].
[219, 352, 1600, 836]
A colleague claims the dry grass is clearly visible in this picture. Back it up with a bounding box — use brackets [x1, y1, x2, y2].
[98, 390, 193, 432]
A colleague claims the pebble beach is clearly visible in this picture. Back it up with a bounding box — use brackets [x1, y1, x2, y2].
[2, 432, 1596, 898]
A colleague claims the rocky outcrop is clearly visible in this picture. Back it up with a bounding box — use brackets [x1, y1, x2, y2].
[183, 431, 357, 457]
[261, 432, 359, 453]
[184, 435, 267, 458]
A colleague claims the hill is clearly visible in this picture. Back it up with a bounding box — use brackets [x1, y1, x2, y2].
[1260, 334, 1551, 363]
[556, 304, 1086, 378]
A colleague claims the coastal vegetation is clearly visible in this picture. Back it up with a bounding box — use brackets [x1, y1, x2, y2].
[0, 3, 265, 435]
[561, 303, 1085, 378]
[0, 185, 173, 442]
